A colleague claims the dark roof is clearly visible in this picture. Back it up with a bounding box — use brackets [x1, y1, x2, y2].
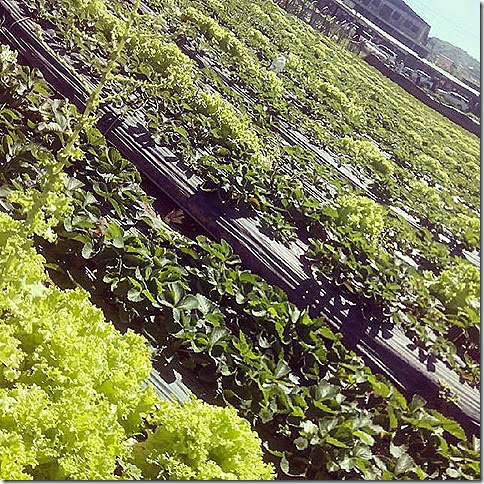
[385, 0, 430, 27]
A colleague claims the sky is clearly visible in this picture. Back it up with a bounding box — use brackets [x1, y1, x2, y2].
[402, 0, 480, 61]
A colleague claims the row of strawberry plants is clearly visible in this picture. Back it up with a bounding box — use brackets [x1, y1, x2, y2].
[133, 0, 481, 380]
[0, 43, 479, 479]
[154, 0, 478, 248]
[152, 5, 480, 381]
[22, 0, 480, 382]
[28, 0, 478, 262]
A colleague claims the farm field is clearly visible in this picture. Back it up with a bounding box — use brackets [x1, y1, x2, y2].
[0, 0, 480, 479]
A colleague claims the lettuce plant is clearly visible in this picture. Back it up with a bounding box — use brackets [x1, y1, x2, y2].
[129, 399, 274, 480]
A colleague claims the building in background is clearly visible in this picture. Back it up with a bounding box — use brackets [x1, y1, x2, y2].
[345, 0, 430, 56]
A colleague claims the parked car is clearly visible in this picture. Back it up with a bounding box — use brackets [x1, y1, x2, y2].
[359, 30, 373, 42]
[401, 66, 415, 78]
[364, 42, 397, 66]
[410, 69, 433, 89]
[435, 89, 470, 111]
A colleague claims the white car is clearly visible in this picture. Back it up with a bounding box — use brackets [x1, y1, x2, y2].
[360, 30, 373, 42]
[364, 42, 397, 66]
[435, 89, 469, 111]
[401, 66, 414, 78]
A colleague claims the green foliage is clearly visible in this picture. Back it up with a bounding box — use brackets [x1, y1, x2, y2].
[130, 399, 274, 480]
[0, 0, 481, 477]
[0, 45, 73, 241]
[8, 169, 72, 241]
[334, 194, 385, 244]
[0, 212, 273, 481]
[0, 213, 153, 480]
[455, 213, 480, 247]
[341, 137, 394, 177]
[430, 259, 480, 314]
